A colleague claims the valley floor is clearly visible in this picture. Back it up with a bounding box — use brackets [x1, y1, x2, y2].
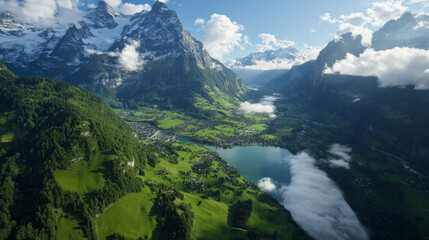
[113, 92, 429, 240]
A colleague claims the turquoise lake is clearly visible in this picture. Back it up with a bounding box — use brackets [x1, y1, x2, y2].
[155, 131, 293, 199]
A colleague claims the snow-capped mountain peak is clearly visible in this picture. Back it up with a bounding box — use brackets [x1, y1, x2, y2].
[0, 0, 223, 80]
[85, 1, 120, 29]
[229, 46, 313, 70]
[0, 11, 29, 30]
[152, 1, 170, 13]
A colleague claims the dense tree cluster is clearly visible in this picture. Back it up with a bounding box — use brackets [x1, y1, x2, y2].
[230, 200, 253, 229]
[152, 190, 194, 240]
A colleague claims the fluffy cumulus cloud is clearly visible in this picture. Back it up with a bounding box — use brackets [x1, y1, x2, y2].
[328, 144, 353, 169]
[321, 12, 373, 46]
[367, 0, 408, 26]
[119, 40, 144, 71]
[118, 3, 151, 15]
[194, 18, 205, 26]
[199, 14, 247, 60]
[109, 40, 144, 71]
[279, 152, 368, 240]
[239, 95, 279, 118]
[105, 0, 151, 15]
[325, 47, 429, 89]
[257, 33, 294, 52]
[257, 177, 277, 192]
[0, 0, 82, 25]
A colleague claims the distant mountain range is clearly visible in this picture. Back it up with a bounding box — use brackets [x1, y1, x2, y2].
[228, 47, 299, 69]
[0, 1, 246, 109]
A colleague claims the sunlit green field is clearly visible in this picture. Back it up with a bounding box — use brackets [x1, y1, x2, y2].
[55, 153, 115, 195]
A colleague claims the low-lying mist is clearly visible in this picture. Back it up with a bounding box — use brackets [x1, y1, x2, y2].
[239, 95, 279, 118]
[258, 152, 368, 240]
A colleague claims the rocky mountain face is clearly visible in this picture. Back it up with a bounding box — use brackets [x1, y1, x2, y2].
[0, 1, 246, 108]
[0, 11, 28, 30]
[372, 12, 429, 50]
[86, 0, 120, 29]
[267, 33, 365, 92]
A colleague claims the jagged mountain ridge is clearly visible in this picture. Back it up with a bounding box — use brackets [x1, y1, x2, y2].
[0, 1, 246, 109]
[372, 12, 429, 50]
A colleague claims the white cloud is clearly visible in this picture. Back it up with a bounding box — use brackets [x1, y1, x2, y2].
[409, 0, 429, 8]
[194, 18, 205, 26]
[329, 144, 352, 161]
[209, 62, 222, 71]
[239, 102, 276, 117]
[280, 152, 368, 240]
[328, 144, 353, 169]
[414, 20, 429, 29]
[104, 0, 122, 9]
[57, 0, 75, 9]
[0, 0, 82, 26]
[325, 47, 429, 90]
[321, 12, 373, 46]
[367, 0, 408, 26]
[329, 159, 351, 169]
[104, 0, 151, 15]
[239, 95, 278, 118]
[201, 14, 247, 60]
[110, 40, 144, 71]
[118, 3, 151, 15]
[85, 48, 104, 55]
[257, 33, 294, 52]
[257, 177, 277, 192]
[310, 28, 316, 34]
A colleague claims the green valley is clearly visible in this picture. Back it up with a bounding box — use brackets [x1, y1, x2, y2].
[0, 63, 306, 240]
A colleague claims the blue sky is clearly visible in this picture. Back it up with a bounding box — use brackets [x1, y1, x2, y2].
[170, 0, 371, 51]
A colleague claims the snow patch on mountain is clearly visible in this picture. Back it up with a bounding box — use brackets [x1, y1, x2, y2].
[0, 11, 29, 30]
[83, 16, 130, 52]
